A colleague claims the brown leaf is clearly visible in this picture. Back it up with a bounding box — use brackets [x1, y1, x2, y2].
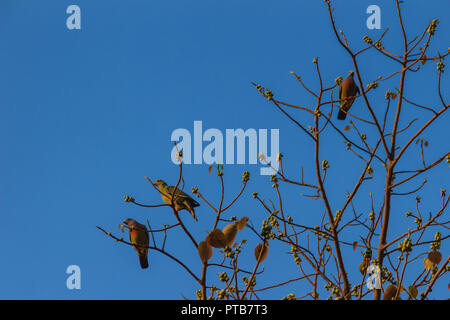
[206, 229, 227, 248]
[424, 257, 433, 270]
[344, 125, 351, 131]
[254, 242, 269, 262]
[208, 166, 213, 174]
[359, 260, 369, 275]
[352, 241, 358, 251]
[428, 251, 442, 265]
[197, 241, 213, 263]
[383, 284, 398, 300]
[408, 285, 418, 299]
[223, 223, 238, 246]
[236, 217, 249, 230]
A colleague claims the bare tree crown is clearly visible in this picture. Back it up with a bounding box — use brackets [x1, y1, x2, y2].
[99, 0, 449, 300]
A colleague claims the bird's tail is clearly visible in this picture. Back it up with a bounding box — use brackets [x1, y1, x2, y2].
[337, 109, 347, 120]
[189, 208, 198, 222]
[185, 202, 198, 222]
[139, 254, 149, 269]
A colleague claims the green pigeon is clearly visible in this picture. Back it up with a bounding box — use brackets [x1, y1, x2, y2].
[123, 218, 149, 269]
[337, 70, 360, 120]
[154, 179, 199, 222]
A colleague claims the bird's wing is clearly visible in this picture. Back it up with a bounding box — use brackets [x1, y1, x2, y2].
[166, 186, 194, 201]
[135, 225, 149, 253]
[143, 228, 149, 246]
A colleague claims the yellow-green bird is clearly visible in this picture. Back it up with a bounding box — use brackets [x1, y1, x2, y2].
[154, 179, 199, 222]
[123, 218, 149, 269]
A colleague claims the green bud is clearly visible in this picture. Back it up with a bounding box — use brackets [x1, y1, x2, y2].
[123, 195, 135, 202]
[363, 35, 373, 44]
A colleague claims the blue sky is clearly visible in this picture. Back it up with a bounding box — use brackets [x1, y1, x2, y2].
[0, 0, 448, 299]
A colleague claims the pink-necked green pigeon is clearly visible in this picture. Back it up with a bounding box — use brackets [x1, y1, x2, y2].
[338, 70, 360, 120]
[123, 218, 149, 269]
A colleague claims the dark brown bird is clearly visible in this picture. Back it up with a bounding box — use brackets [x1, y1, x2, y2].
[338, 70, 360, 120]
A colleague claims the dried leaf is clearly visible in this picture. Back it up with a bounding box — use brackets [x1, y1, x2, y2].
[359, 260, 369, 275]
[208, 166, 213, 174]
[424, 257, 433, 270]
[254, 242, 269, 262]
[344, 125, 351, 131]
[352, 241, 358, 251]
[197, 241, 213, 263]
[408, 285, 418, 299]
[428, 251, 442, 265]
[206, 229, 227, 248]
[383, 284, 398, 300]
[236, 216, 249, 230]
[223, 223, 238, 246]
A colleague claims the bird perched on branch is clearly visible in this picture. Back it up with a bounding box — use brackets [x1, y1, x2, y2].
[123, 218, 149, 269]
[338, 70, 360, 120]
[154, 179, 199, 222]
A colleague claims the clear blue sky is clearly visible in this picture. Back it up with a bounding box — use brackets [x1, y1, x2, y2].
[0, 0, 448, 299]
